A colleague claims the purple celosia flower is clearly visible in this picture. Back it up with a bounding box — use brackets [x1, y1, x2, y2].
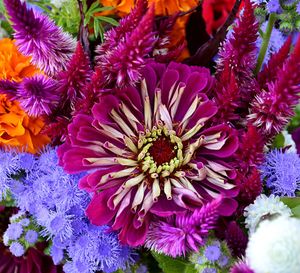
[4, 0, 76, 76]
[260, 149, 300, 196]
[25, 230, 39, 244]
[266, 0, 281, 13]
[0, 75, 59, 117]
[9, 242, 25, 257]
[205, 245, 221, 262]
[58, 61, 239, 247]
[145, 198, 222, 257]
[230, 261, 255, 273]
[5, 223, 23, 240]
[96, 3, 156, 88]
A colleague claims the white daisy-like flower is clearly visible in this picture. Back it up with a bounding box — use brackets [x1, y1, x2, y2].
[244, 194, 292, 233]
[282, 130, 297, 153]
[246, 216, 300, 273]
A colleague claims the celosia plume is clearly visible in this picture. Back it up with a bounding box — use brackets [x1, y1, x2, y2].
[248, 37, 300, 137]
[145, 197, 222, 257]
[4, 0, 76, 76]
[96, 5, 157, 87]
[56, 42, 93, 109]
[258, 36, 292, 91]
[216, 0, 259, 109]
[0, 75, 59, 117]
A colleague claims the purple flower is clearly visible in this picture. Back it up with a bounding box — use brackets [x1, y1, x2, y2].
[4, 0, 76, 76]
[230, 261, 255, 273]
[19, 218, 30, 227]
[203, 268, 217, 273]
[266, 0, 281, 13]
[50, 244, 64, 265]
[260, 149, 300, 196]
[9, 242, 25, 257]
[204, 245, 221, 262]
[58, 61, 239, 247]
[5, 223, 23, 240]
[25, 230, 39, 244]
[297, 2, 300, 14]
[218, 255, 229, 267]
[145, 198, 222, 257]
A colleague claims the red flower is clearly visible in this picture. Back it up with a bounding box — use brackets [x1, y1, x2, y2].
[202, 0, 238, 36]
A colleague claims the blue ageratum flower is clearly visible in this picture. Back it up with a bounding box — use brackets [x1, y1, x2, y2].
[261, 149, 300, 196]
[0, 147, 134, 272]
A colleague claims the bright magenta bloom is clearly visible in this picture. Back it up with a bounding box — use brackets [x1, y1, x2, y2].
[58, 61, 239, 246]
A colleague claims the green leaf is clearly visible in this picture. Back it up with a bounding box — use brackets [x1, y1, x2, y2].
[96, 15, 119, 26]
[291, 204, 300, 218]
[152, 252, 197, 273]
[281, 197, 300, 209]
[272, 133, 285, 148]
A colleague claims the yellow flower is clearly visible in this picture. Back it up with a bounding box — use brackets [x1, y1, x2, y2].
[0, 39, 50, 153]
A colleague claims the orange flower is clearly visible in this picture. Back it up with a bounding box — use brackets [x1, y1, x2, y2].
[0, 38, 39, 82]
[0, 39, 50, 153]
[98, 0, 199, 59]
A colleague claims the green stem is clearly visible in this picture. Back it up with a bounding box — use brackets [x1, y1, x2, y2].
[255, 13, 277, 75]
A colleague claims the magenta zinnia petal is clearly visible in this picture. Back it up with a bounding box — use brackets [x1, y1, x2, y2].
[58, 61, 239, 247]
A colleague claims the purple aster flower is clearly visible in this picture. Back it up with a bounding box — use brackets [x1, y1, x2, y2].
[9, 242, 25, 257]
[297, 2, 300, 14]
[5, 223, 23, 240]
[58, 61, 239, 247]
[203, 268, 217, 273]
[260, 149, 300, 196]
[50, 244, 64, 265]
[25, 230, 39, 244]
[266, 0, 281, 13]
[4, 0, 76, 76]
[204, 245, 221, 262]
[19, 218, 30, 227]
[145, 198, 222, 257]
[218, 255, 229, 267]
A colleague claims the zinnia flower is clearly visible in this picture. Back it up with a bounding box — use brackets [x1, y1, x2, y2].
[0, 39, 39, 82]
[58, 61, 239, 246]
[246, 216, 300, 273]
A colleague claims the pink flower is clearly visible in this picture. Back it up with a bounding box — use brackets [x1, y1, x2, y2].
[58, 61, 239, 247]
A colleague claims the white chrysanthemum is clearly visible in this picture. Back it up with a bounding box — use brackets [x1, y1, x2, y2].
[244, 194, 292, 233]
[282, 130, 297, 153]
[246, 216, 300, 273]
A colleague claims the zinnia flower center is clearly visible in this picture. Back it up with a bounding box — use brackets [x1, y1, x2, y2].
[137, 125, 184, 178]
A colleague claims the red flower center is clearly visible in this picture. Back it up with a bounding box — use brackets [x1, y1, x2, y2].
[149, 137, 176, 166]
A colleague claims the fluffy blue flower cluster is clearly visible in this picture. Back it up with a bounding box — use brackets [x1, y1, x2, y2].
[0, 148, 134, 273]
[261, 149, 300, 196]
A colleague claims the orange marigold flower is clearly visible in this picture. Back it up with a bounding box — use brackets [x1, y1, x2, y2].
[0, 38, 39, 82]
[0, 39, 50, 153]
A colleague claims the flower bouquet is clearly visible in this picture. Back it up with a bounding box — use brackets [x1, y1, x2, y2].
[1, 0, 300, 272]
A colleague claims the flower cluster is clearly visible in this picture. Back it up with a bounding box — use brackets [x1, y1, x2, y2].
[0, 0, 300, 272]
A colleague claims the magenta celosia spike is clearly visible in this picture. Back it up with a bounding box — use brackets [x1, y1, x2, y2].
[96, 5, 156, 88]
[56, 42, 93, 109]
[216, 0, 259, 105]
[95, 0, 148, 58]
[230, 261, 255, 273]
[145, 198, 222, 257]
[248, 37, 300, 138]
[4, 0, 76, 76]
[258, 36, 292, 91]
